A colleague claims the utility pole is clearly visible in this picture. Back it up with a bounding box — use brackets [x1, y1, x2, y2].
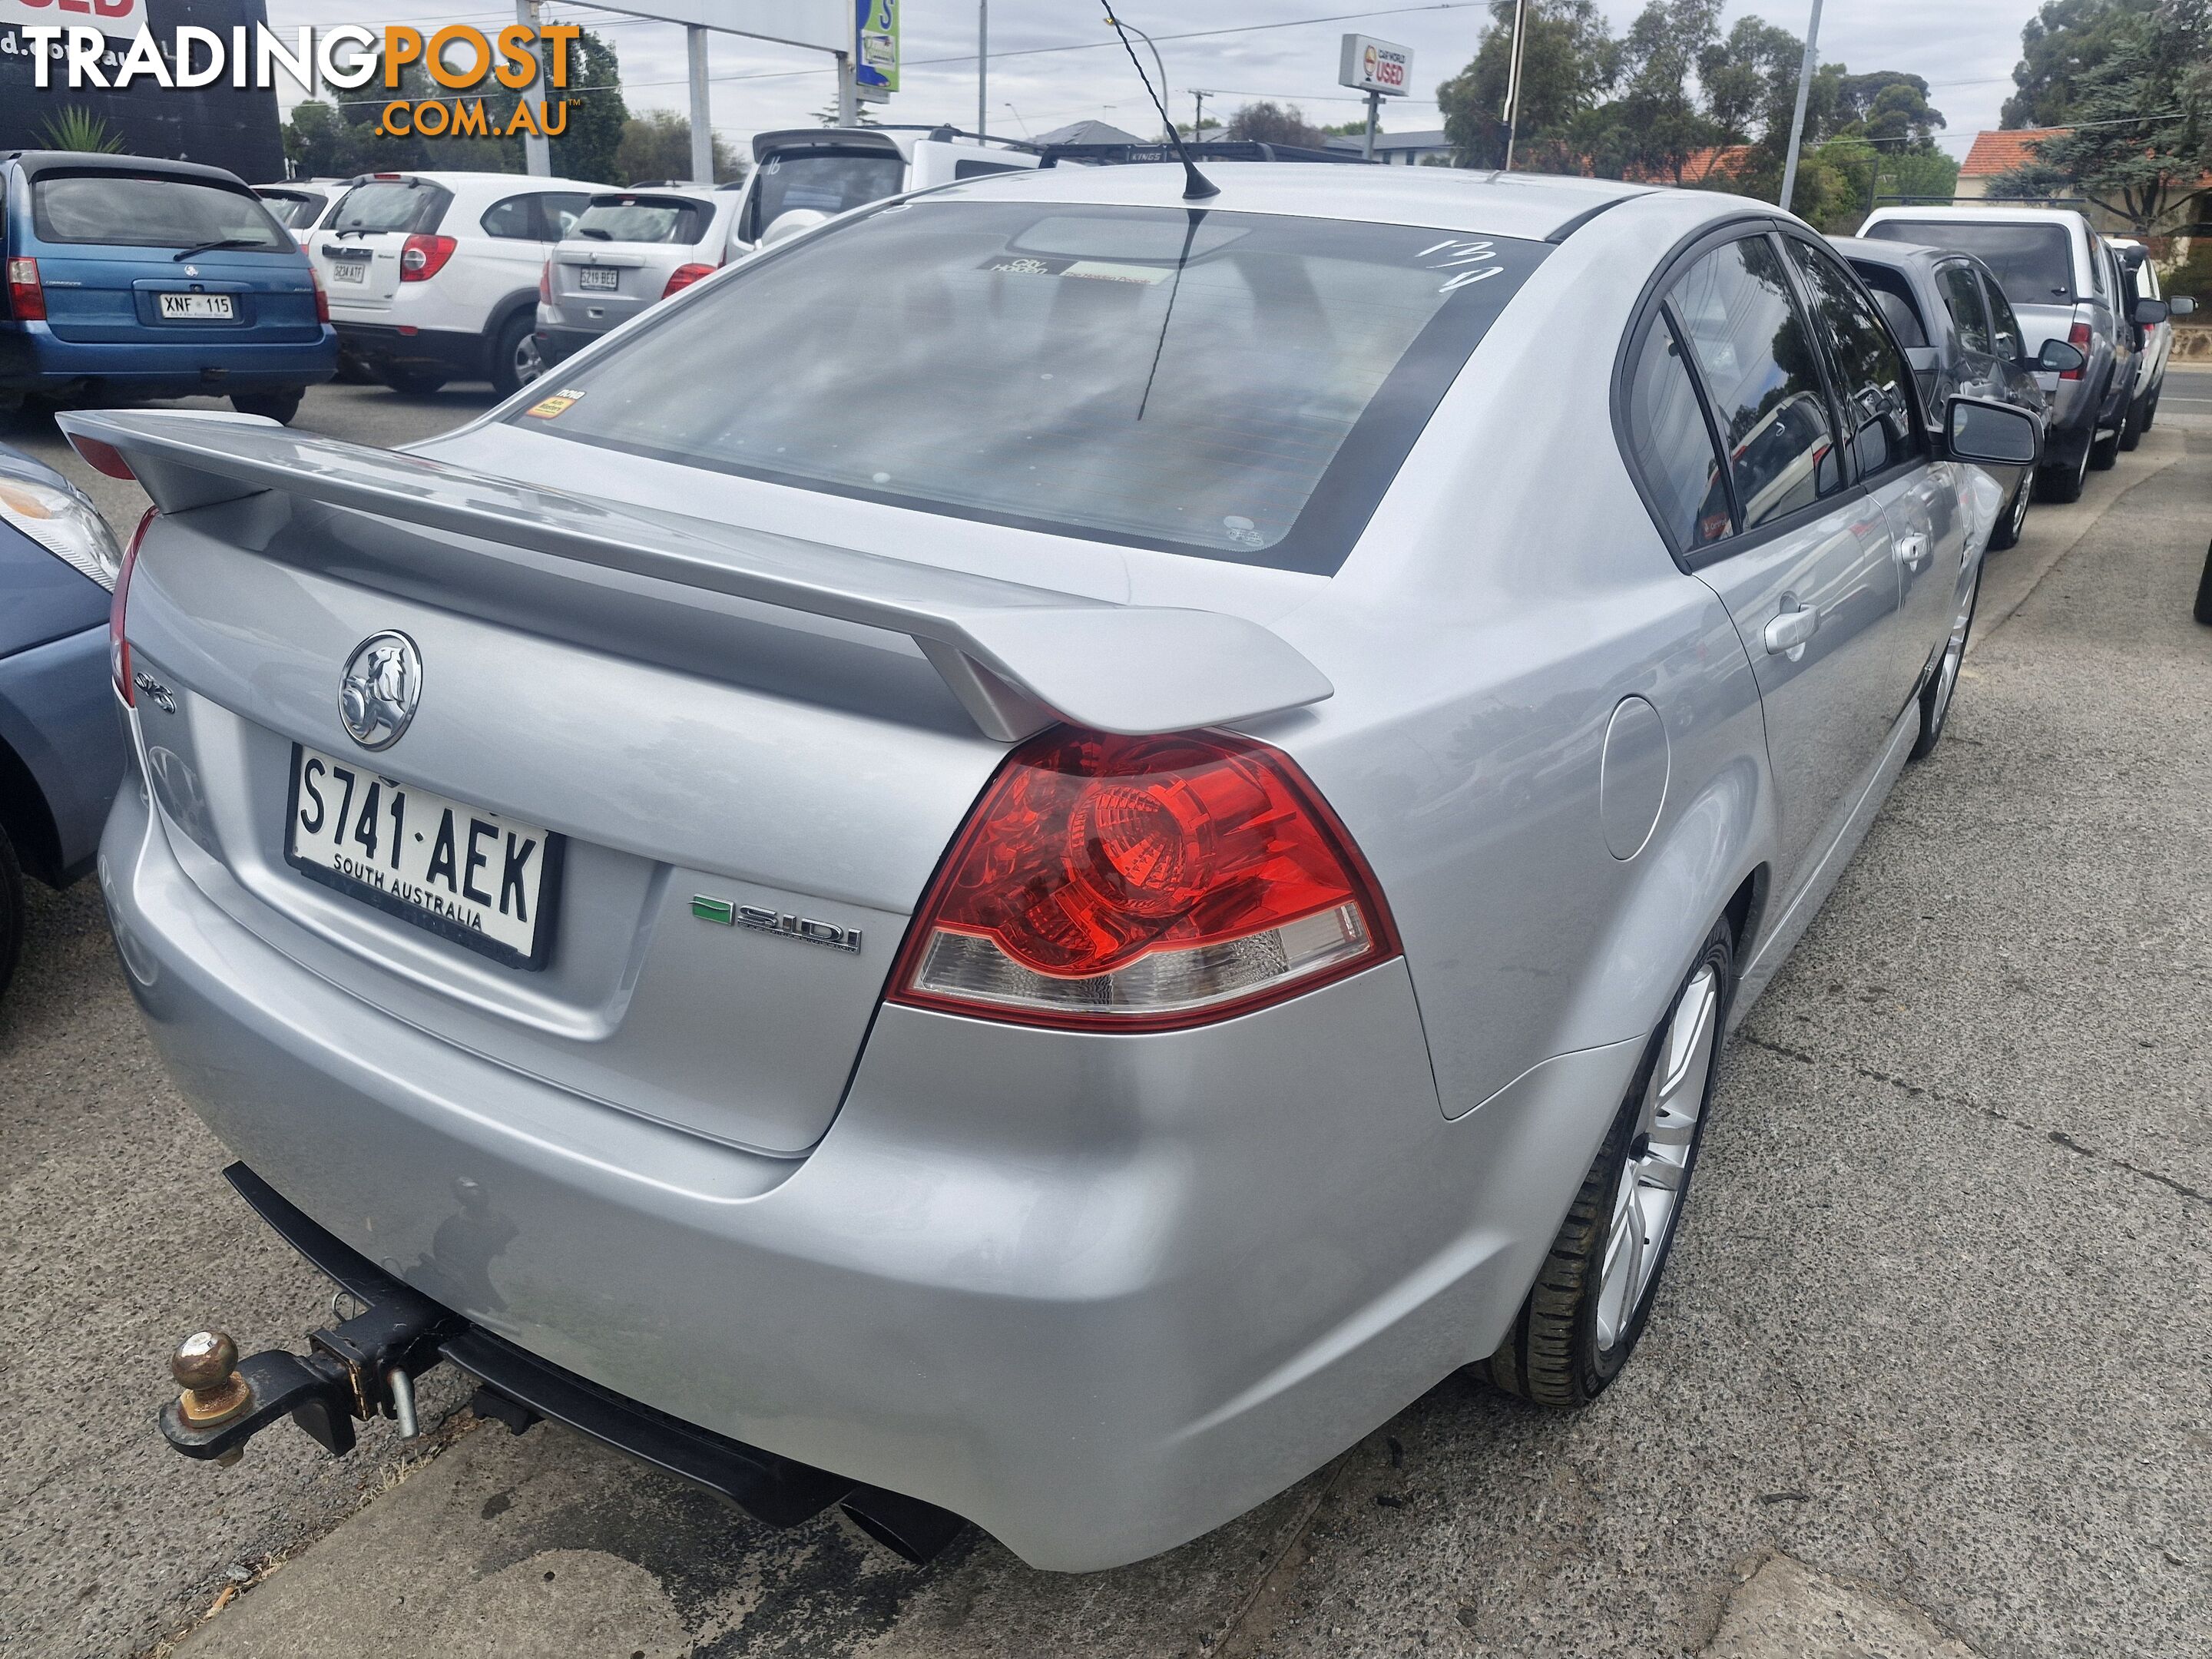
[686, 25, 712, 183]
[977, 0, 986, 138]
[517, 0, 549, 176]
[1500, 0, 1528, 171]
[1363, 88, 1380, 161]
[1778, 0, 1824, 214]
[1191, 88, 1206, 139]
[837, 52, 858, 125]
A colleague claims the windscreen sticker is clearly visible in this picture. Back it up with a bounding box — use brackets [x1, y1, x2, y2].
[983, 255, 1169, 285]
[524, 388, 587, 419]
[1419, 238, 1505, 293]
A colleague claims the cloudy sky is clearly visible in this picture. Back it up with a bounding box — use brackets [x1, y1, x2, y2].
[267, 0, 2041, 153]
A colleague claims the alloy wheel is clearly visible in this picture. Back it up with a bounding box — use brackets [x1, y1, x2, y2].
[2005, 476, 2031, 541]
[514, 334, 544, 386]
[1928, 581, 1976, 735]
[1594, 962, 1719, 1351]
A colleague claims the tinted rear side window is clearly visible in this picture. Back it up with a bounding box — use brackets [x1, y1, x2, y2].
[326, 180, 450, 236]
[1936, 262, 1990, 353]
[574, 198, 708, 244]
[1669, 235, 1843, 531]
[1866, 220, 2072, 307]
[519, 201, 1549, 573]
[1625, 316, 1731, 551]
[1789, 239, 1922, 478]
[33, 174, 291, 251]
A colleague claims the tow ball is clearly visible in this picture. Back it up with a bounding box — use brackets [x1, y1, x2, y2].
[159, 1274, 459, 1465]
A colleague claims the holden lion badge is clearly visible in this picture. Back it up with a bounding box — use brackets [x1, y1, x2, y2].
[339, 632, 422, 751]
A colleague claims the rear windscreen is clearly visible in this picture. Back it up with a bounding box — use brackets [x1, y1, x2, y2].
[516, 200, 1548, 573]
[324, 180, 451, 237]
[33, 174, 292, 251]
[574, 198, 708, 245]
[747, 152, 908, 240]
[1865, 220, 2073, 306]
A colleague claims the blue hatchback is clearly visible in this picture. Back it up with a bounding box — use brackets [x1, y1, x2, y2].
[1, 151, 336, 423]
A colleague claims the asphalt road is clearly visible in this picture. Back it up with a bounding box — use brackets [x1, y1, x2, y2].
[2, 387, 2206, 1658]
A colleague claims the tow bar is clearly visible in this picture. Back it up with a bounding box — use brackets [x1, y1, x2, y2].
[156, 1165, 971, 1565]
[161, 1273, 457, 1466]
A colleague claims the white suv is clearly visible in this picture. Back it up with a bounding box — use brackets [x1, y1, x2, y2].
[308, 171, 599, 396]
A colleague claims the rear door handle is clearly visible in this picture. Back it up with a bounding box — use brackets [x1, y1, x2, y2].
[1763, 605, 1819, 658]
[1894, 532, 1931, 571]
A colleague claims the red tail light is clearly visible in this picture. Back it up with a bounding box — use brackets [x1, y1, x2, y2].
[310, 264, 330, 325]
[399, 233, 457, 281]
[111, 506, 157, 704]
[2061, 320, 2091, 380]
[661, 262, 716, 300]
[890, 729, 1399, 1031]
[6, 256, 45, 321]
[68, 432, 135, 480]
[538, 257, 552, 303]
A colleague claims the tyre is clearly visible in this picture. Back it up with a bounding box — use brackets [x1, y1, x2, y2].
[334, 357, 377, 385]
[1986, 472, 2031, 551]
[2036, 434, 2089, 503]
[1481, 918, 1734, 1408]
[0, 820, 22, 1003]
[2118, 396, 2145, 452]
[2142, 389, 2160, 433]
[380, 367, 448, 396]
[2194, 539, 2212, 627]
[230, 388, 303, 424]
[488, 310, 541, 398]
[1911, 563, 1981, 761]
[2088, 422, 2121, 471]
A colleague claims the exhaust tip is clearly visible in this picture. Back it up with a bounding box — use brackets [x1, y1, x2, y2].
[838, 1485, 968, 1565]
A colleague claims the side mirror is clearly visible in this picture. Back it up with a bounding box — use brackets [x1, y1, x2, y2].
[2134, 296, 2171, 326]
[1945, 396, 2041, 468]
[2171, 295, 2197, 316]
[2035, 337, 2086, 374]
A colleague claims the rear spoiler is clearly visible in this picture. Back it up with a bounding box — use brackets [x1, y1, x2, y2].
[57, 410, 1332, 743]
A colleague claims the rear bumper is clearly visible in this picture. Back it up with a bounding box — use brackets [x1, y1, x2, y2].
[531, 323, 601, 370]
[0, 321, 336, 396]
[101, 753, 1640, 1568]
[334, 323, 485, 380]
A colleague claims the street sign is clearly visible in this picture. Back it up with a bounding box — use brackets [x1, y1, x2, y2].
[1338, 34, 1412, 98]
[855, 0, 897, 101]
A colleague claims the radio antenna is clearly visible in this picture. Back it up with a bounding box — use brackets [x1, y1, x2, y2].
[1101, 8, 1217, 200]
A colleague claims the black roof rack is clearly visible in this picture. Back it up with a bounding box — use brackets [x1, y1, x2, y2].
[1038, 139, 1370, 168]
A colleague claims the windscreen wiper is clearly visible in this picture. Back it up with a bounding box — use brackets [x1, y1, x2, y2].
[577, 228, 611, 240]
[171, 237, 268, 262]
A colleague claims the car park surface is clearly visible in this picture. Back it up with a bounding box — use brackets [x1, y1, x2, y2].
[2, 366, 2204, 1658]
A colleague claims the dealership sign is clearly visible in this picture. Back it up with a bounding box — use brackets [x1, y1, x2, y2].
[1338, 33, 1411, 98]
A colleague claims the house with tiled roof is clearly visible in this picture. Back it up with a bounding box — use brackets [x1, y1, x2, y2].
[1955, 128, 2068, 198]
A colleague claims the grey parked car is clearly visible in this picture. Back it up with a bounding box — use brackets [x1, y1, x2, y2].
[1860, 206, 2141, 503]
[70, 167, 2038, 1570]
[0, 443, 128, 996]
[1836, 237, 2065, 551]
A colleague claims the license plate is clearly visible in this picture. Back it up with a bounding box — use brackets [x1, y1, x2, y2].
[330, 260, 369, 284]
[159, 292, 233, 320]
[578, 266, 619, 290]
[284, 744, 562, 969]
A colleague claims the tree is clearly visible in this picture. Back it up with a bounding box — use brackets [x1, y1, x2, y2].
[1992, 2, 2211, 230]
[615, 110, 744, 184]
[1588, 0, 1723, 184]
[2002, 0, 2156, 128]
[1223, 101, 1331, 149]
[1436, 0, 1619, 170]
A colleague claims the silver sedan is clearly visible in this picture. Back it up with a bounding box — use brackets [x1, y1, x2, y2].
[72, 161, 2038, 1571]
